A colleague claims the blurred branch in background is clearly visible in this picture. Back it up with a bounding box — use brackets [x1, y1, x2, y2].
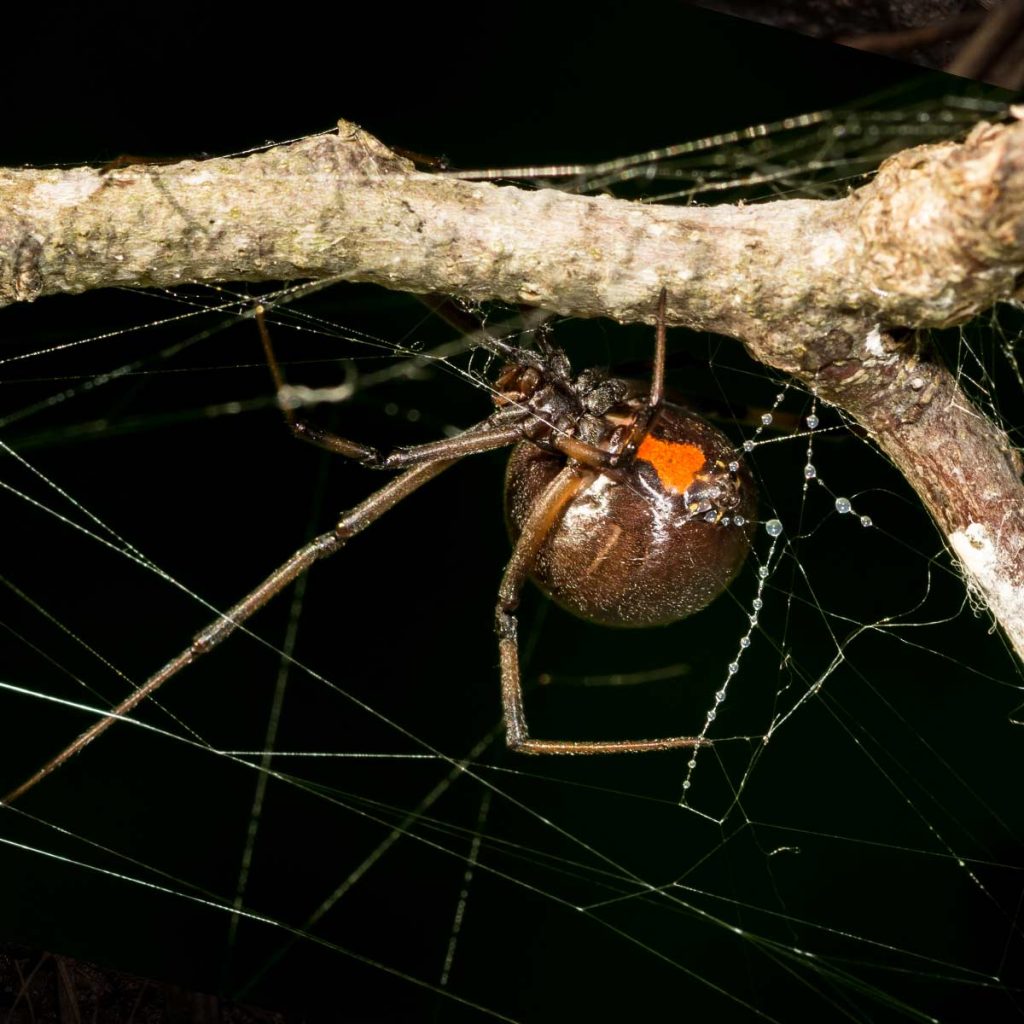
[687, 0, 1024, 90]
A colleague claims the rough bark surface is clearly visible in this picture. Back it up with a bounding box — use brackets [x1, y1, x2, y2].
[0, 115, 1022, 659]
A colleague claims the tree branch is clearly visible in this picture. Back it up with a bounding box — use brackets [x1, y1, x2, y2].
[2, 115, 1023, 660]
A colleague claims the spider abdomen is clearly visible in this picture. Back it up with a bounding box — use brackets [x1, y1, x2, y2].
[504, 402, 756, 628]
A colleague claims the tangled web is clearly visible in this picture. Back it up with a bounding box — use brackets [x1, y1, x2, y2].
[0, 94, 1021, 1022]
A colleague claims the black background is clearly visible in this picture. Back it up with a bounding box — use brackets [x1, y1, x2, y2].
[0, 5, 1021, 1023]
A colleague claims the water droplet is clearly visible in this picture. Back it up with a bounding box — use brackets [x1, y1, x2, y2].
[775, 393, 785, 404]
[740, 636, 751, 648]
[742, 440, 755, 453]
[687, 759, 697, 770]
[727, 662, 739, 675]
[804, 464, 817, 480]
[682, 780, 691, 790]
[752, 598, 763, 610]
[758, 566, 769, 579]
[728, 461, 739, 473]
[715, 690, 726, 703]
[835, 497, 852, 514]
[707, 709, 717, 721]
[860, 515, 873, 528]
[733, 515, 746, 527]
[805, 414, 819, 429]
[761, 413, 773, 426]
[765, 518, 783, 537]
[704, 510, 718, 522]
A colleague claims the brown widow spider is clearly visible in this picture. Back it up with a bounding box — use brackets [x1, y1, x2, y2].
[4, 289, 756, 804]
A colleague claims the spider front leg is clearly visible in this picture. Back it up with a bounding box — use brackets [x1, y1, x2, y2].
[2, 416, 526, 806]
[496, 465, 707, 755]
[256, 305, 525, 468]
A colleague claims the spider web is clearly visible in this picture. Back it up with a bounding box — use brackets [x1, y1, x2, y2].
[0, 89, 1022, 1024]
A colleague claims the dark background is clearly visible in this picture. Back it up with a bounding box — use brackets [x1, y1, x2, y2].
[0, 5, 1021, 1022]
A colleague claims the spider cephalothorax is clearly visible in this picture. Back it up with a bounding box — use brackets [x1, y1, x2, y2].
[495, 353, 623, 444]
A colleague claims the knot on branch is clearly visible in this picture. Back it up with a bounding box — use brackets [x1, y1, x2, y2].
[0, 213, 43, 304]
[856, 116, 1024, 327]
[330, 119, 416, 178]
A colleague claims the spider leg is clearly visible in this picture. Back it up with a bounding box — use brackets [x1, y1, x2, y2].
[552, 288, 670, 478]
[648, 287, 667, 410]
[551, 435, 620, 474]
[3, 420, 519, 805]
[256, 305, 527, 468]
[496, 464, 707, 755]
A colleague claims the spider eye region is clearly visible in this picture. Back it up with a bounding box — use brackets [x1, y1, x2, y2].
[504, 402, 757, 628]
